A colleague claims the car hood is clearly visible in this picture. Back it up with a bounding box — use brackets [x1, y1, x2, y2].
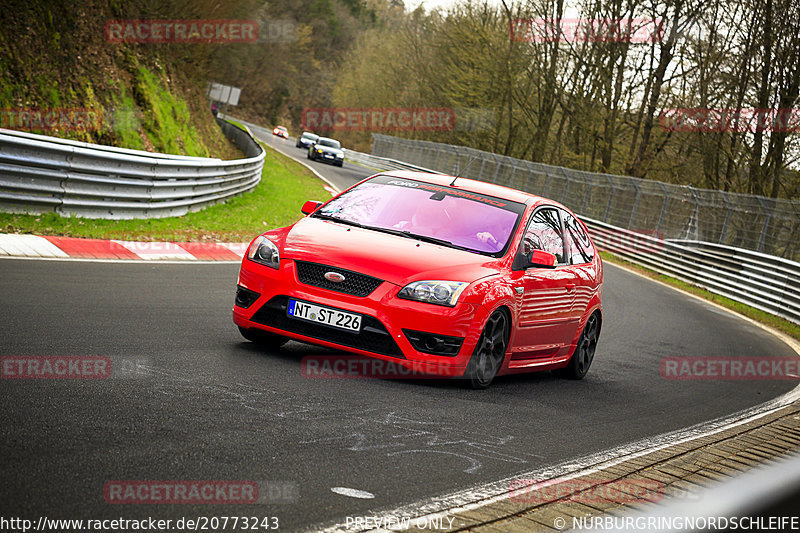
[281, 217, 502, 286]
[315, 145, 343, 155]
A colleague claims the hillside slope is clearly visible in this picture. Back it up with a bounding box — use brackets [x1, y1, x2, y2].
[0, 0, 241, 159]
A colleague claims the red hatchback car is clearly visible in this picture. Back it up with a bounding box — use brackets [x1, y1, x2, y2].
[233, 171, 603, 388]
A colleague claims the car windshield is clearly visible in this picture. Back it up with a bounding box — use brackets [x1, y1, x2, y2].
[314, 175, 525, 256]
[318, 138, 341, 149]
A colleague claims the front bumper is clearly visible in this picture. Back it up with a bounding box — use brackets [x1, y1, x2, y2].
[313, 151, 343, 164]
[233, 258, 487, 377]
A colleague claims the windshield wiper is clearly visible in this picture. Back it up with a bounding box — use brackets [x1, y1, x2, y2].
[312, 213, 366, 229]
[374, 227, 473, 252]
[312, 216, 481, 253]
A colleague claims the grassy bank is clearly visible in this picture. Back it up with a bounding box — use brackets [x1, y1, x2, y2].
[0, 140, 331, 242]
[0, 1, 240, 159]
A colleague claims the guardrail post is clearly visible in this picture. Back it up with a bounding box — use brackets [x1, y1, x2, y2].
[604, 176, 615, 223]
[492, 153, 501, 184]
[477, 151, 487, 180]
[655, 182, 669, 234]
[581, 174, 590, 214]
[542, 170, 552, 197]
[560, 168, 571, 205]
[628, 180, 641, 230]
[719, 191, 733, 244]
[756, 197, 773, 253]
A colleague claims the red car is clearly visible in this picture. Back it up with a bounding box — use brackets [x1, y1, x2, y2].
[272, 126, 288, 138]
[233, 171, 603, 388]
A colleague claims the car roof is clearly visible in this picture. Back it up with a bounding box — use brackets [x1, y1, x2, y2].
[376, 170, 554, 208]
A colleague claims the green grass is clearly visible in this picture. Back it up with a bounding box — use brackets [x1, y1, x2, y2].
[600, 251, 800, 341]
[110, 88, 145, 151]
[134, 65, 208, 157]
[0, 140, 331, 242]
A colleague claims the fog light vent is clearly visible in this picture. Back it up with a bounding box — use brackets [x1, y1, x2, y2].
[235, 285, 261, 309]
[403, 329, 464, 357]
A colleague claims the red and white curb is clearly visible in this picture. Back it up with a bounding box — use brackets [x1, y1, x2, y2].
[0, 233, 248, 261]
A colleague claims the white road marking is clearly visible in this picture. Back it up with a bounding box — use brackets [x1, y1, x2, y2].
[112, 240, 196, 260]
[331, 487, 376, 499]
[219, 242, 248, 258]
[0, 234, 68, 258]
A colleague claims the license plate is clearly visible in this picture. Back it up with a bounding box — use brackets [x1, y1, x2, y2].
[323, 153, 334, 158]
[287, 299, 361, 332]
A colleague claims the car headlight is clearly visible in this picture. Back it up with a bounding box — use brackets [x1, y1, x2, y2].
[247, 236, 280, 269]
[316, 149, 323, 154]
[398, 281, 468, 307]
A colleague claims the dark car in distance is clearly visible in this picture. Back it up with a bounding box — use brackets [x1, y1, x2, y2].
[296, 131, 319, 149]
[308, 137, 344, 167]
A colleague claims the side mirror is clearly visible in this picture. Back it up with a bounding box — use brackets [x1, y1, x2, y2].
[301, 200, 323, 215]
[529, 249, 557, 268]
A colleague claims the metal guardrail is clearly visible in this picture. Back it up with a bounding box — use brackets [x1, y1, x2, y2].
[371, 134, 800, 262]
[583, 219, 800, 324]
[0, 118, 264, 219]
[344, 149, 441, 174]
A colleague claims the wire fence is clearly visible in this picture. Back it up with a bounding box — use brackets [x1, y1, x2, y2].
[371, 134, 800, 262]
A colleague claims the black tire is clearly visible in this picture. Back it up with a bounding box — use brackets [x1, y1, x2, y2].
[561, 313, 600, 380]
[238, 326, 288, 350]
[464, 310, 509, 389]
[336, 161, 343, 167]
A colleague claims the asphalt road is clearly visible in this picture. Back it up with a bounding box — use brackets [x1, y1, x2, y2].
[0, 136, 797, 531]
[238, 118, 373, 192]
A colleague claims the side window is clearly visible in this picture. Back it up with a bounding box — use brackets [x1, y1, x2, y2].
[522, 208, 566, 265]
[563, 212, 594, 264]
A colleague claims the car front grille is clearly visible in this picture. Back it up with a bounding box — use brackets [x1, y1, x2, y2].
[295, 261, 383, 297]
[250, 296, 404, 358]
